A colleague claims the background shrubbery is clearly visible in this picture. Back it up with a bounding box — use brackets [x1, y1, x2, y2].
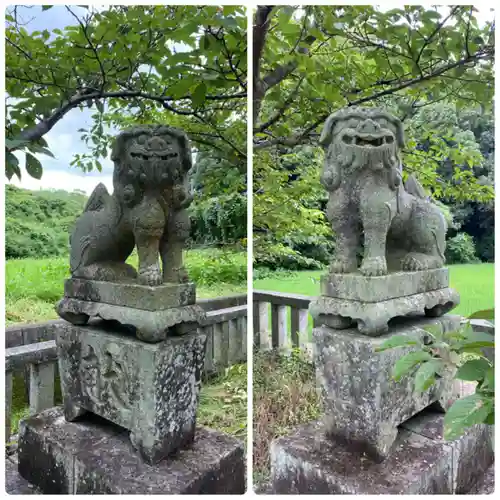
[445, 233, 480, 265]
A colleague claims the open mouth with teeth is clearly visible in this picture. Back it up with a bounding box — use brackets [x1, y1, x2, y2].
[130, 151, 179, 161]
[342, 134, 394, 147]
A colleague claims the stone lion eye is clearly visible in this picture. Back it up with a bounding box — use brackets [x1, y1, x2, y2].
[343, 135, 353, 144]
[385, 136, 394, 144]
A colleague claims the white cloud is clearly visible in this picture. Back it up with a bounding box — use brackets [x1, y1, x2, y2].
[9, 170, 113, 195]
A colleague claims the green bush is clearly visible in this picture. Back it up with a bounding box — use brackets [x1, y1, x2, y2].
[445, 232, 479, 264]
[185, 248, 247, 286]
[189, 192, 246, 246]
[377, 308, 494, 441]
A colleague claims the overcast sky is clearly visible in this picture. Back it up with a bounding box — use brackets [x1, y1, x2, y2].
[7, 4, 493, 194]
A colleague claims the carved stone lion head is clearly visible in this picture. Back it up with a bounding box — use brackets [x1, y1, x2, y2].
[320, 107, 404, 176]
[111, 125, 192, 189]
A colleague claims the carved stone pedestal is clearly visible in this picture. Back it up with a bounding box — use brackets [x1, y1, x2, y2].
[313, 315, 460, 461]
[18, 407, 245, 494]
[56, 279, 206, 342]
[55, 322, 206, 464]
[271, 411, 493, 494]
[309, 269, 460, 335]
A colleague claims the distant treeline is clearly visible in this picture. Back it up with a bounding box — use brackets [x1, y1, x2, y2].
[5, 185, 87, 259]
[5, 184, 247, 260]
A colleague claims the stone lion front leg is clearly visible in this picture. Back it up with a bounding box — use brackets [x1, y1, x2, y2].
[161, 208, 190, 283]
[359, 184, 396, 276]
[130, 196, 165, 286]
[326, 188, 360, 273]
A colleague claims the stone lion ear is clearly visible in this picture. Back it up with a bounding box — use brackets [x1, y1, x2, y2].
[392, 117, 405, 149]
[176, 132, 193, 171]
[319, 114, 339, 147]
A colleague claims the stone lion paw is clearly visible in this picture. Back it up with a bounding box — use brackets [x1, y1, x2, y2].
[138, 264, 163, 286]
[359, 256, 387, 276]
[329, 259, 357, 274]
[402, 253, 428, 272]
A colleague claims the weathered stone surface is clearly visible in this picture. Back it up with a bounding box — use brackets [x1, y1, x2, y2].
[310, 287, 459, 335]
[271, 413, 493, 494]
[271, 419, 453, 494]
[321, 268, 449, 302]
[55, 322, 206, 464]
[18, 407, 245, 494]
[5, 457, 40, 495]
[64, 278, 195, 311]
[67, 125, 194, 287]
[313, 315, 460, 461]
[401, 410, 494, 494]
[319, 107, 448, 277]
[56, 297, 205, 343]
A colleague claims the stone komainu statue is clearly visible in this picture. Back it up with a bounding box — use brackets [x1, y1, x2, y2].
[320, 107, 447, 276]
[69, 125, 193, 286]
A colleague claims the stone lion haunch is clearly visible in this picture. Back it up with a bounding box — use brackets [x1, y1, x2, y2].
[69, 125, 193, 286]
[320, 107, 446, 276]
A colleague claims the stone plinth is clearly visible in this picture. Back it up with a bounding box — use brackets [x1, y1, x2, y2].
[18, 407, 245, 494]
[313, 315, 460, 461]
[64, 278, 196, 310]
[270, 412, 493, 494]
[57, 279, 205, 342]
[55, 322, 206, 464]
[321, 269, 450, 302]
[310, 271, 459, 335]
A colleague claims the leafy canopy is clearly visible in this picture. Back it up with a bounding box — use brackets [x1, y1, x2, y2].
[5, 4, 247, 180]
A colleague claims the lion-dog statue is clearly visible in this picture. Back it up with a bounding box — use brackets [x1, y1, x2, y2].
[320, 107, 446, 276]
[69, 125, 193, 286]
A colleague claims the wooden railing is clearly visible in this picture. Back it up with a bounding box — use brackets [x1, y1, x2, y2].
[253, 290, 312, 354]
[4, 294, 247, 445]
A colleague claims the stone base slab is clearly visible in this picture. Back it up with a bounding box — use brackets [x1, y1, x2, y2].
[310, 287, 459, 336]
[56, 323, 206, 464]
[56, 297, 206, 343]
[64, 278, 196, 311]
[270, 412, 493, 494]
[313, 315, 460, 461]
[18, 407, 245, 494]
[321, 268, 449, 302]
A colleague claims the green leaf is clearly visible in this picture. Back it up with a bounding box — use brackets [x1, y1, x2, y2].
[375, 335, 418, 352]
[414, 358, 443, 393]
[25, 152, 43, 180]
[42, 5, 53, 11]
[468, 309, 494, 320]
[6, 151, 21, 180]
[444, 393, 493, 440]
[459, 331, 495, 349]
[456, 358, 491, 382]
[28, 143, 55, 158]
[192, 82, 207, 108]
[393, 351, 432, 380]
[95, 100, 104, 114]
[5, 138, 29, 150]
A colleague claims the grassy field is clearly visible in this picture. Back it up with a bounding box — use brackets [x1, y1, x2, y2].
[5, 248, 247, 325]
[254, 263, 494, 318]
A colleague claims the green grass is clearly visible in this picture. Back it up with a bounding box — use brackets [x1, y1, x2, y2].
[5, 248, 247, 326]
[254, 263, 494, 318]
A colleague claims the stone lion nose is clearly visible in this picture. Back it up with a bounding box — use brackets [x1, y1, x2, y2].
[357, 119, 380, 134]
[147, 137, 166, 150]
